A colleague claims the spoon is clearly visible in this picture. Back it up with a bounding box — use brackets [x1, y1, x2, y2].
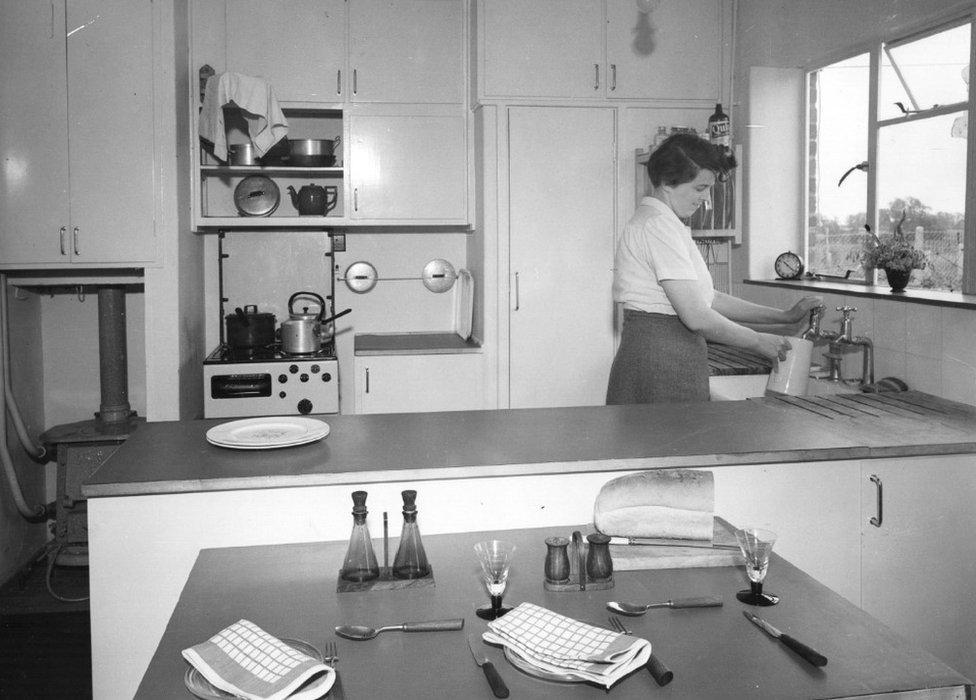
[607, 596, 723, 616]
[334, 618, 464, 640]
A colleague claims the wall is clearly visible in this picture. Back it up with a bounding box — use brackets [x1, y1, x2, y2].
[732, 0, 976, 402]
[732, 0, 973, 282]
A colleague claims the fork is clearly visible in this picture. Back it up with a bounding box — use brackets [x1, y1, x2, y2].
[324, 640, 345, 699]
[608, 615, 674, 687]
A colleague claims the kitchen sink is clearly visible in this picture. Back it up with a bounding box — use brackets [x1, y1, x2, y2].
[709, 374, 858, 401]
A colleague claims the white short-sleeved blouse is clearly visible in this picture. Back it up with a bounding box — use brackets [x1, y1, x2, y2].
[612, 196, 714, 315]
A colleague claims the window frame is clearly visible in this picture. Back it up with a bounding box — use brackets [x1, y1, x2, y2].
[803, 12, 976, 294]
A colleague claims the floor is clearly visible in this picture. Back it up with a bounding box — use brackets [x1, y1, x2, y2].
[0, 550, 92, 699]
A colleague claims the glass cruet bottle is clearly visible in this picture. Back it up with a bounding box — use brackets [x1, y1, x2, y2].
[340, 490, 380, 582]
[392, 490, 430, 579]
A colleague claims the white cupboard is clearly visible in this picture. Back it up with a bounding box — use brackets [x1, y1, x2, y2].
[348, 0, 464, 104]
[347, 109, 468, 223]
[507, 106, 616, 408]
[354, 353, 484, 413]
[0, 0, 157, 268]
[479, 0, 728, 102]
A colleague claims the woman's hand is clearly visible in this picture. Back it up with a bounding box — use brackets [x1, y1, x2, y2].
[754, 333, 792, 363]
[784, 295, 824, 324]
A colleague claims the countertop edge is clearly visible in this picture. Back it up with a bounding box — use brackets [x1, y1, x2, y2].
[83, 446, 887, 499]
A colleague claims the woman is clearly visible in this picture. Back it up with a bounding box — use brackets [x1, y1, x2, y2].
[606, 133, 822, 404]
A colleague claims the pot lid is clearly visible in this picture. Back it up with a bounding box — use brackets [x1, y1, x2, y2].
[234, 176, 280, 217]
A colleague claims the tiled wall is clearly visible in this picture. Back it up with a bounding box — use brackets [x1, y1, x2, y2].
[737, 283, 976, 405]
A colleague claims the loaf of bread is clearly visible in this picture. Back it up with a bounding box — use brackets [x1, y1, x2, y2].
[593, 469, 714, 540]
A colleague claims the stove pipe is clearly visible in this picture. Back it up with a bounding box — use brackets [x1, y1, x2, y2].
[97, 286, 131, 425]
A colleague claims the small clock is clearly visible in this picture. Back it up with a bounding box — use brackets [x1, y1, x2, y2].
[774, 251, 804, 280]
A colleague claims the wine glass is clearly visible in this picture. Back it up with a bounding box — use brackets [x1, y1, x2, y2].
[735, 527, 780, 606]
[474, 540, 516, 620]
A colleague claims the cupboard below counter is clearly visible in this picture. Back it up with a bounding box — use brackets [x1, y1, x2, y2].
[353, 332, 483, 414]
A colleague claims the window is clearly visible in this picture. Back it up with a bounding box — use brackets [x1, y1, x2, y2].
[805, 19, 972, 292]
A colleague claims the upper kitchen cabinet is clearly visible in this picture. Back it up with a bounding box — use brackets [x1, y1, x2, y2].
[348, 0, 464, 104]
[0, 0, 157, 268]
[478, 0, 729, 103]
[347, 106, 468, 223]
[226, 0, 346, 104]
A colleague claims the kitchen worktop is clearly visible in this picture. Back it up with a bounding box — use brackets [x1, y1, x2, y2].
[135, 525, 970, 699]
[354, 332, 481, 355]
[84, 391, 976, 499]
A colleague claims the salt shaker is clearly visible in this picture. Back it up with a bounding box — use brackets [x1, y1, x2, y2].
[544, 536, 570, 584]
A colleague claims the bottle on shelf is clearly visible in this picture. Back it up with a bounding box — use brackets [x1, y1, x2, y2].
[392, 490, 430, 579]
[340, 490, 380, 582]
[707, 103, 731, 151]
[651, 125, 669, 151]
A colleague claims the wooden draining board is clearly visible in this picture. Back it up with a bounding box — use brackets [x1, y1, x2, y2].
[750, 391, 976, 456]
[707, 343, 772, 376]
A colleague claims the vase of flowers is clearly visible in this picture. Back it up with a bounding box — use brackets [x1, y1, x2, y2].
[861, 212, 926, 293]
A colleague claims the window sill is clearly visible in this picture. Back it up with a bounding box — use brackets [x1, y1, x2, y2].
[745, 278, 976, 310]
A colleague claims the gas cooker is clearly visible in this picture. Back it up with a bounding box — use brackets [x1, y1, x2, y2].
[203, 343, 339, 418]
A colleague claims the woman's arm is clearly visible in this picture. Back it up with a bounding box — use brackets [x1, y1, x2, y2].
[711, 291, 823, 325]
[661, 280, 791, 361]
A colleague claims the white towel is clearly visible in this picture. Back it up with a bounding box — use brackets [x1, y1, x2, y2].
[199, 72, 289, 161]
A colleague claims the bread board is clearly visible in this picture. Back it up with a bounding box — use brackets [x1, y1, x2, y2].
[609, 517, 742, 571]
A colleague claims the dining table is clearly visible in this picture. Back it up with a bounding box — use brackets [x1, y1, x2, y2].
[135, 523, 970, 699]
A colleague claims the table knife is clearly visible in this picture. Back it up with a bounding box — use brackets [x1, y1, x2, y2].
[467, 634, 510, 698]
[743, 611, 828, 667]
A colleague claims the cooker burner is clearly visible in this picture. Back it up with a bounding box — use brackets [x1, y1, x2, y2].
[205, 340, 336, 365]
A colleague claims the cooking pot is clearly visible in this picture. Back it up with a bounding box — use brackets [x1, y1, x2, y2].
[225, 305, 276, 353]
[286, 184, 338, 216]
[287, 137, 340, 167]
[227, 143, 258, 166]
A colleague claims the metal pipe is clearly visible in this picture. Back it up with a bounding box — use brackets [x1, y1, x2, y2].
[97, 286, 131, 425]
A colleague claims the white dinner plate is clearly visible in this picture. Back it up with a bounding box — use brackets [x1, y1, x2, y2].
[206, 417, 330, 450]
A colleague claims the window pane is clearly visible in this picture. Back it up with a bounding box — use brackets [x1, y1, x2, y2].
[806, 53, 870, 278]
[876, 113, 967, 291]
[879, 23, 970, 121]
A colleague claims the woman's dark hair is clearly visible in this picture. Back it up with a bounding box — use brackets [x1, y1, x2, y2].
[647, 133, 736, 188]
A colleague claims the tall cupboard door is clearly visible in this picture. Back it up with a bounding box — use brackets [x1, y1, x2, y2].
[480, 0, 603, 99]
[605, 0, 725, 101]
[860, 455, 976, 680]
[508, 106, 615, 408]
[348, 0, 463, 104]
[226, 0, 347, 103]
[66, 0, 156, 264]
[0, 0, 70, 265]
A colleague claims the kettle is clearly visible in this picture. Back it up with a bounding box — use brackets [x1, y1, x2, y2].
[281, 292, 328, 354]
[286, 184, 338, 216]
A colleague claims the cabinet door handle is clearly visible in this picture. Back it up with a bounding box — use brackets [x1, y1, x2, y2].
[594, 64, 600, 91]
[59, 226, 67, 255]
[364, 367, 370, 394]
[72, 227, 79, 256]
[353, 188, 359, 212]
[337, 69, 342, 95]
[514, 271, 520, 311]
[869, 474, 883, 527]
[610, 64, 617, 91]
[353, 68, 358, 95]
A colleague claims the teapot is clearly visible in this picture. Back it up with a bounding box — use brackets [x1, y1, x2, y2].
[286, 184, 338, 216]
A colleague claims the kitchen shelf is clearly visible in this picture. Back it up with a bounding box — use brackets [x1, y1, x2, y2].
[200, 165, 344, 176]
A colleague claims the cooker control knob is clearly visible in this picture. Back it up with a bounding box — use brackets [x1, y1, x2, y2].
[279, 391, 287, 399]
[297, 399, 313, 414]
[289, 364, 299, 374]
[300, 373, 310, 382]
[311, 364, 320, 374]
[321, 372, 332, 382]
[278, 374, 288, 383]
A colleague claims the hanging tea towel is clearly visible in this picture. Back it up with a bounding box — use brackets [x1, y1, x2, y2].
[199, 72, 289, 162]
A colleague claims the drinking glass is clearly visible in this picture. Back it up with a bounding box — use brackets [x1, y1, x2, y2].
[474, 540, 516, 620]
[735, 527, 780, 606]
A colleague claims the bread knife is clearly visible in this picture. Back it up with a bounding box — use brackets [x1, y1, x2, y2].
[608, 536, 739, 550]
[743, 611, 828, 667]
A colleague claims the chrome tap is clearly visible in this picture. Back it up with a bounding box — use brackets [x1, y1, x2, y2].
[801, 305, 832, 341]
[826, 306, 874, 386]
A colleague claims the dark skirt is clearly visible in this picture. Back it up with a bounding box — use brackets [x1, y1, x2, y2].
[605, 310, 709, 404]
